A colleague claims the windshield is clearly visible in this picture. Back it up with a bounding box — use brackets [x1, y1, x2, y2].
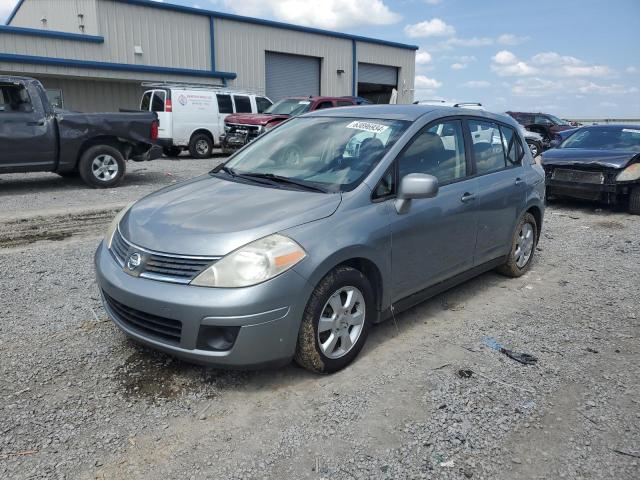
[264, 99, 312, 116]
[218, 117, 409, 192]
[560, 127, 640, 150]
[547, 114, 570, 126]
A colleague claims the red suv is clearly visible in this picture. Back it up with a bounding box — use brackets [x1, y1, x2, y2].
[221, 96, 357, 153]
[506, 111, 575, 147]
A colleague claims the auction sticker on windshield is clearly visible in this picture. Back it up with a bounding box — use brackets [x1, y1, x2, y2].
[346, 121, 389, 134]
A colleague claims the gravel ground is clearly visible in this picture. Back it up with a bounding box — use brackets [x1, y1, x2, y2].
[1, 157, 639, 479]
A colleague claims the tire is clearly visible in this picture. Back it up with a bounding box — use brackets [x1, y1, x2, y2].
[294, 266, 374, 374]
[188, 133, 213, 159]
[78, 145, 126, 189]
[526, 140, 542, 158]
[163, 146, 182, 157]
[496, 212, 538, 278]
[629, 186, 640, 215]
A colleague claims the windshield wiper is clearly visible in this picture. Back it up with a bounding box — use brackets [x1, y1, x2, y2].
[238, 173, 328, 193]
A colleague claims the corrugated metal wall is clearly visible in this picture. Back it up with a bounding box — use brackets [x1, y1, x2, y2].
[10, 0, 100, 35]
[356, 42, 415, 104]
[265, 52, 321, 100]
[215, 18, 353, 96]
[39, 76, 143, 112]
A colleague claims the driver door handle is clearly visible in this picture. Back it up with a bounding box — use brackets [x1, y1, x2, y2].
[515, 177, 524, 185]
[461, 192, 476, 203]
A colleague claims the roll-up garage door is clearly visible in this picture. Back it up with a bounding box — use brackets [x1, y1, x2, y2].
[358, 63, 398, 86]
[265, 52, 321, 101]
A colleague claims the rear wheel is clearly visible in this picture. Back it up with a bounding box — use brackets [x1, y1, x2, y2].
[629, 186, 640, 215]
[189, 133, 213, 159]
[526, 139, 542, 158]
[78, 145, 126, 188]
[294, 266, 373, 374]
[496, 213, 538, 277]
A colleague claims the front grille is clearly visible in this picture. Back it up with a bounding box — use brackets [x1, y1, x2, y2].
[552, 168, 605, 184]
[109, 228, 219, 284]
[103, 291, 182, 344]
[225, 123, 262, 140]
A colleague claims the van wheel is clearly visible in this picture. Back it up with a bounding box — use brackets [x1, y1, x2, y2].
[163, 146, 182, 157]
[294, 266, 373, 374]
[78, 145, 126, 188]
[496, 213, 538, 277]
[189, 133, 213, 159]
[629, 186, 640, 215]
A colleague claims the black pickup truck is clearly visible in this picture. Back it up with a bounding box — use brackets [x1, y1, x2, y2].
[0, 76, 161, 188]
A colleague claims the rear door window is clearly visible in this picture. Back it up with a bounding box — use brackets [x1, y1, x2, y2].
[233, 95, 252, 113]
[256, 97, 272, 113]
[217, 94, 233, 114]
[151, 91, 165, 112]
[499, 125, 523, 166]
[469, 120, 507, 175]
[140, 91, 152, 111]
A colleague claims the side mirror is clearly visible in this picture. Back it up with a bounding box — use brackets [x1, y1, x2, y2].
[395, 173, 439, 214]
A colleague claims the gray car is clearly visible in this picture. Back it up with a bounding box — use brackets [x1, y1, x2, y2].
[95, 105, 545, 373]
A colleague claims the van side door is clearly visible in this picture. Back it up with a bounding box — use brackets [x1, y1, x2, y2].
[0, 81, 56, 170]
[468, 119, 527, 265]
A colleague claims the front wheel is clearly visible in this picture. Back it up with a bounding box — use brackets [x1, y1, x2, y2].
[295, 266, 373, 374]
[163, 146, 182, 157]
[78, 145, 126, 188]
[496, 212, 538, 277]
[526, 140, 542, 158]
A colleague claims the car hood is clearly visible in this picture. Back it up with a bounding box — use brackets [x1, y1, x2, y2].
[542, 148, 639, 169]
[224, 113, 288, 126]
[120, 175, 341, 256]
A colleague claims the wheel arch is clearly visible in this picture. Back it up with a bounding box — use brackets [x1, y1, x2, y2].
[75, 136, 129, 167]
[189, 128, 216, 145]
[525, 204, 543, 241]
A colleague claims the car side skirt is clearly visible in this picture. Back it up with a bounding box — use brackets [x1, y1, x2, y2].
[377, 256, 507, 322]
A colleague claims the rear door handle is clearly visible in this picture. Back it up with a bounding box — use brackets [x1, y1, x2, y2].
[515, 177, 524, 185]
[461, 192, 476, 203]
[27, 120, 45, 126]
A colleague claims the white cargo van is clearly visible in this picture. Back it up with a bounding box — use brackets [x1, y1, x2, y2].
[140, 86, 272, 158]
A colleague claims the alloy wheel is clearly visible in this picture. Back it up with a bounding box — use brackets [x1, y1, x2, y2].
[91, 154, 119, 181]
[317, 286, 366, 359]
[514, 222, 535, 268]
[195, 139, 210, 156]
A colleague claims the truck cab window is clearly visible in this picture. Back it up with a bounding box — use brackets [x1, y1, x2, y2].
[0, 84, 33, 113]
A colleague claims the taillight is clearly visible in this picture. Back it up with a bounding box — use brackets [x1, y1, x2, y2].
[165, 98, 172, 112]
[151, 121, 159, 140]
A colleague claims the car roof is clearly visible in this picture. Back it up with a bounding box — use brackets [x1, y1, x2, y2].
[303, 104, 519, 125]
[577, 124, 640, 130]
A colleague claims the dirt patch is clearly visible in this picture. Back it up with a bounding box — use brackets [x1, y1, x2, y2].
[594, 220, 625, 230]
[0, 208, 119, 248]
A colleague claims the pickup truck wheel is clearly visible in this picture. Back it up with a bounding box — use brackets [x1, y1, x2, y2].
[629, 186, 640, 215]
[163, 146, 182, 157]
[496, 213, 538, 278]
[78, 145, 126, 188]
[189, 133, 213, 159]
[294, 266, 373, 374]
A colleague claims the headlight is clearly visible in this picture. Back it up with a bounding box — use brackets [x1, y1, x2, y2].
[616, 163, 640, 182]
[191, 234, 306, 288]
[104, 203, 133, 249]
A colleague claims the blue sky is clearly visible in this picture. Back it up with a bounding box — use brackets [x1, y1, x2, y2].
[2, 0, 639, 117]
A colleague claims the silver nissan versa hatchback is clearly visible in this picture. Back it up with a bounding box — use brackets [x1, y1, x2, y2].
[95, 105, 545, 373]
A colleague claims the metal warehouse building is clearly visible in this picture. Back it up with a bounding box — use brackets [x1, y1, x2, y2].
[0, 0, 417, 112]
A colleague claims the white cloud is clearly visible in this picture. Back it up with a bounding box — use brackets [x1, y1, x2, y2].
[492, 50, 518, 65]
[497, 34, 530, 46]
[577, 82, 638, 95]
[0, 0, 18, 21]
[423, 0, 442, 4]
[511, 78, 563, 97]
[222, 0, 401, 29]
[600, 101, 618, 107]
[445, 36, 493, 47]
[404, 18, 455, 38]
[509, 77, 638, 98]
[492, 50, 612, 78]
[415, 50, 433, 64]
[415, 75, 442, 89]
[450, 63, 466, 70]
[626, 66, 637, 73]
[462, 80, 491, 88]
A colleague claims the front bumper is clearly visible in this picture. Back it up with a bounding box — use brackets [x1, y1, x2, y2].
[94, 242, 311, 368]
[544, 166, 632, 204]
